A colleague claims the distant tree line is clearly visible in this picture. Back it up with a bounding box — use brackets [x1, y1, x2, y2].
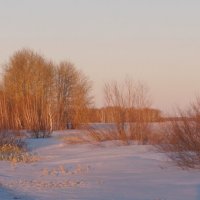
[0, 49, 92, 137]
[88, 107, 162, 123]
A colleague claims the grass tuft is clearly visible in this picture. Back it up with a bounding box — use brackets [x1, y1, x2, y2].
[0, 131, 38, 163]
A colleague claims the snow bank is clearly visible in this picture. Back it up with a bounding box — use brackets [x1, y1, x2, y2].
[1, 130, 200, 200]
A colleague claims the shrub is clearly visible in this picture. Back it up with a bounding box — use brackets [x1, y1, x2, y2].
[0, 131, 25, 148]
[100, 79, 156, 145]
[0, 131, 38, 163]
[158, 100, 200, 169]
[30, 130, 52, 139]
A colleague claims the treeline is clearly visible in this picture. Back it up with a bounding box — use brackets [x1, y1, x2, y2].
[0, 49, 92, 137]
[88, 107, 162, 123]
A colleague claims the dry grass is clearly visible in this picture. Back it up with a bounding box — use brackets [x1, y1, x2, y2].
[87, 128, 121, 142]
[0, 144, 38, 163]
[61, 123, 164, 146]
[62, 135, 89, 145]
[0, 131, 38, 163]
[59, 129, 92, 145]
[86, 125, 163, 145]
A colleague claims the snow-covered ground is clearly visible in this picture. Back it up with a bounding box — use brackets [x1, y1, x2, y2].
[1, 130, 200, 200]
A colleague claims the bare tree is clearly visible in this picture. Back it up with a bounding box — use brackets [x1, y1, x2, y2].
[55, 62, 93, 129]
[3, 49, 55, 137]
[54, 62, 78, 129]
[103, 78, 151, 143]
[70, 70, 93, 128]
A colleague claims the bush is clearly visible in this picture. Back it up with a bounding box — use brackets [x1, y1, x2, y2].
[0, 131, 38, 163]
[30, 130, 52, 139]
[158, 101, 200, 169]
[0, 131, 25, 148]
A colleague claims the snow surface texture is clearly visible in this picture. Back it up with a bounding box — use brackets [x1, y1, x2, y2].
[1, 130, 200, 200]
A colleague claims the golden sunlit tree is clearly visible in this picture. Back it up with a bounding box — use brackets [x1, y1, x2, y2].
[55, 62, 92, 129]
[3, 49, 55, 137]
[1, 48, 93, 136]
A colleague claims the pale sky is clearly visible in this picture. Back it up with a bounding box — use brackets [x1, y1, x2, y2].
[0, 0, 200, 114]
